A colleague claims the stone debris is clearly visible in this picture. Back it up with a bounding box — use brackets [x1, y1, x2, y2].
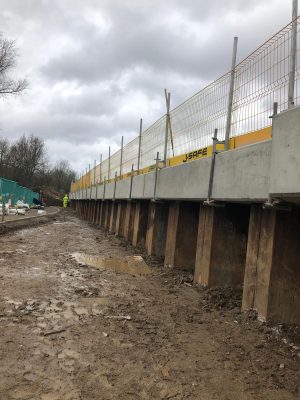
[104, 315, 132, 321]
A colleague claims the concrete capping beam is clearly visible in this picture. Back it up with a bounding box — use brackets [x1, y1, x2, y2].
[212, 140, 271, 202]
[91, 186, 97, 199]
[115, 179, 131, 199]
[104, 183, 114, 199]
[270, 105, 300, 198]
[72, 139, 274, 203]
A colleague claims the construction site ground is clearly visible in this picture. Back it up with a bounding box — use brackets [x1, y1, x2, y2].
[0, 210, 299, 400]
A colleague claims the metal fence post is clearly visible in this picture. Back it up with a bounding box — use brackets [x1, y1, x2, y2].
[103, 176, 106, 200]
[137, 118, 143, 174]
[113, 172, 117, 200]
[204, 129, 225, 206]
[94, 160, 97, 199]
[94, 159, 96, 186]
[153, 152, 160, 201]
[120, 136, 124, 178]
[225, 36, 238, 150]
[85, 167, 88, 199]
[99, 154, 102, 184]
[95, 178, 98, 200]
[129, 164, 134, 200]
[269, 102, 278, 119]
[163, 90, 171, 166]
[108, 146, 111, 182]
[207, 129, 218, 202]
[288, 0, 298, 108]
[88, 163, 91, 199]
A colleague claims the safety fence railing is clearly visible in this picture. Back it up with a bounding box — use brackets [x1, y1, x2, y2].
[71, 15, 300, 192]
[231, 18, 299, 136]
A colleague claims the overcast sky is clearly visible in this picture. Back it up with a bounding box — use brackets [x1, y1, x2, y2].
[0, 0, 293, 174]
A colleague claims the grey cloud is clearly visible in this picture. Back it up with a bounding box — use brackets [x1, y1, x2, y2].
[0, 0, 292, 173]
[40, 0, 290, 90]
[48, 85, 119, 118]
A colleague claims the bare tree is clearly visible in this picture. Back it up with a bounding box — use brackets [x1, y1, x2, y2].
[50, 160, 76, 193]
[0, 137, 9, 164]
[0, 36, 27, 96]
[0, 135, 75, 193]
[9, 135, 46, 184]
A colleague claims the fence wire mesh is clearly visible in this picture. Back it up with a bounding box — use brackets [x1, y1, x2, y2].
[170, 73, 231, 155]
[71, 16, 300, 192]
[122, 136, 140, 174]
[109, 149, 121, 180]
[140, 115, 166, 169]
[232, 17, 300, 136]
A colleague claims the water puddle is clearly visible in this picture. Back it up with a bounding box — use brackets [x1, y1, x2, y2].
[71, 253, 151, 276]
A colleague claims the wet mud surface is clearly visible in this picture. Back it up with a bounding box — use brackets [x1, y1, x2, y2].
[0, 211, 299, 399]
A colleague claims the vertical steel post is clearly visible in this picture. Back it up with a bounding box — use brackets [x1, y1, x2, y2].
[94, 160, 98, 200]
[103, 176, 106, 200]
[163, 90, 171, 166]
[88, 163, 91, 199]
[120, 136, 124, 178]
[273, 102, 278, 117]
[85, 167, 88, 199]
[95, 179, 98, 201]
[94, 160, 96, 185]
[137, 118, 143, 174]
[108, 146, 111, 181]
[153, 152, 160, 201]
[264, 102, 279, 208]
[288, 0, 298, 108]
[207, 129, 218, 202]
[225, 36, 238, 150]
[113, 172, 117, 200]
[129, 164, 134, 199]
[99, 154, 102, 184]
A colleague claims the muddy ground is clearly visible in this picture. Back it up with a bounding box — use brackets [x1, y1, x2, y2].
[0, 211, 299, 400]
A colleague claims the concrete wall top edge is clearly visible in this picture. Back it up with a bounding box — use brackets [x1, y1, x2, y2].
[72, 139, 275, 203]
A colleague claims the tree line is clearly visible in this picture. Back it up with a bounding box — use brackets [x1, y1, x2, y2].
[0, 135, 76, 194]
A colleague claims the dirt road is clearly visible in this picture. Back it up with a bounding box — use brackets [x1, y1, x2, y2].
[0, 211, 299, 400]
